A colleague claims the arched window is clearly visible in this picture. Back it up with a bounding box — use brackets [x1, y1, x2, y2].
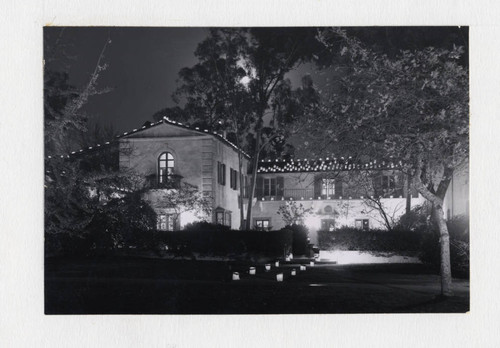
[158, 152, 174, 184]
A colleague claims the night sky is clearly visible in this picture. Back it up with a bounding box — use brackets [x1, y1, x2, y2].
[45, 27, 209, 133]
[44, 26, 468, 135]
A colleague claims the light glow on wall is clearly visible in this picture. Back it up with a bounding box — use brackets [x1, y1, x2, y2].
[304, 215, 322, 231]
[180, 210, 201, 228]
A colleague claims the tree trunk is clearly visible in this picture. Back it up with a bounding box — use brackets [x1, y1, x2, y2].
[238, 151, 245, 230]
[413, 166, 453, 297]
[406, 173, 412, 216]
[433, 204, 453, 296]
[245, 125, 263, 230]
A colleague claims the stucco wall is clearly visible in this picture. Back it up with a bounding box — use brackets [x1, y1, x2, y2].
[212, 139, 249, 229]
[255, 169, 409, 200]
[250, 169, 423, 243]
[251, 196, 425, 244]
[119, 123, 249, 229]
[119, 136, 206, 188]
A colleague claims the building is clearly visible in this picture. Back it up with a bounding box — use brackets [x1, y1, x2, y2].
[249, 158, 426, 243]
[117, 118, 250, 230]
[57, 117, 468, 238]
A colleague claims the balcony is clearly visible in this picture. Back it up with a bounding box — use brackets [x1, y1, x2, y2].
[244, 187, 410, 201]
[145, 174, 182, 189]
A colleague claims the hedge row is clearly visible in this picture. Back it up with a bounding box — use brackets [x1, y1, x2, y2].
[318, 216, 469, 278]
[153, 225, 293, 258]
[318, 227, 424, 254]
[46, 222, 299, 259]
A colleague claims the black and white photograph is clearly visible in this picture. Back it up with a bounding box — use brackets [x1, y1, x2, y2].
[4, 1, 500, 346]
[43, 26, 469, 314]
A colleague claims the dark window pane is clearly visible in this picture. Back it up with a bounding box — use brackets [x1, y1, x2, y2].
[270, 178, 276, 196]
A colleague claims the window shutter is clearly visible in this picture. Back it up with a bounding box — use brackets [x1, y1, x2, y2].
[255, 176, 264, 199]
[174, 215, 181, 231]
[335, 179, 343, 198]
[217, 162, 221, 184]
[276, 176, 284, 198]
[314, 175, 322, 198]
[372, 172, 382, 196]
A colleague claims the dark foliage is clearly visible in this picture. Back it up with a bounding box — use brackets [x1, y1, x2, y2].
[395, 205, 432, 232]
[420, 216, 469, 278]
[281, 224, 310, 256]
[85, 193, 157, 251]
[153, 222, 293, 259]
[318, 227, 424, 255]
[45, 233, 93, 257]
[45, 191, 157, 256]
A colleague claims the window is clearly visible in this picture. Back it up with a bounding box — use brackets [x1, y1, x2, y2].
[218, 162, 226, 185]
[355, 219, 369, 231]
[263, 178, 277, 196]
[158, 152, 174, 184]
[255, 219, 270, 230]
[381, 175, 396, 190]
[215, 209, 231, 227]
[230, 168, 238, 190]
[321, 219, 336, 231]
[321, 178, 335, 197]
[216, 211, 225, 225]
[157, 214, 175, 231]
[225, 211, 232, 228]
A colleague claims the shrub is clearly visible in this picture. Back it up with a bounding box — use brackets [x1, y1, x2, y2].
[45, 232, 93, 257]
[317, 226, 423, 255]
[281, 224, 309, 256]
[153, 223, 293, 259]
[395, 204, 432, 232]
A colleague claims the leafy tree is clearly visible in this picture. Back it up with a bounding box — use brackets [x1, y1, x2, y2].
[343, 169, 405, 231]
[159, 28, 324, 228]
[44, 29, 150, 255]
[240, 28, 325, 229]
[295, 28, 468, 296]
[44, 28, 112, 155]
[44, 155, 151, 255]
[86, 190, 158, 251]
[154, 29, 254, 228]
[148, 182, 213, 225]
[277, 201, 313, 226]
[156, 28, 323, 228]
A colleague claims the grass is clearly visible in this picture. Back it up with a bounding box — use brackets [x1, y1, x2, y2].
[45, 256, 469, 314]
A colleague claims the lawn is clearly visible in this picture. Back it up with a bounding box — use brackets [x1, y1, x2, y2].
[45, 256, 469, 314]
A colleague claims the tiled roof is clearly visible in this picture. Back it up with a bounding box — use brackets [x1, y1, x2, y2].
[257, 157, 401, 173]
[46, 116, 250, 160]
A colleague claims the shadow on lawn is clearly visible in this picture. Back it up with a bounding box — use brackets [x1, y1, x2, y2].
[392, 294, 470, 313]
[45, 256, 469, 314]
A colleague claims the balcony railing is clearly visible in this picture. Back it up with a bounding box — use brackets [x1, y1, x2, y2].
[243, 187, 411, 201]
[145, 174, 182, 189]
